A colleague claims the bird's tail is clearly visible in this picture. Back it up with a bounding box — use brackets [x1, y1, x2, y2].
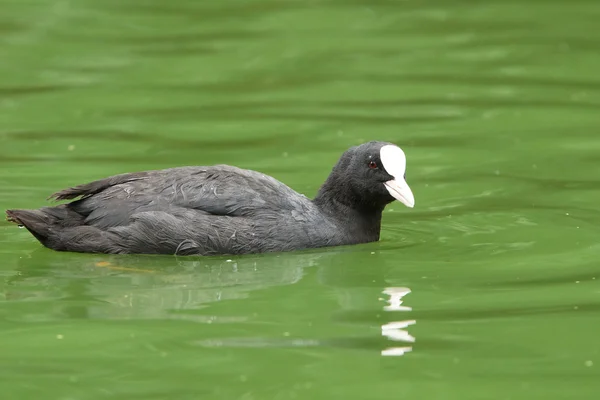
[6, 206, 84, 248]
[6, 208, 55, 243]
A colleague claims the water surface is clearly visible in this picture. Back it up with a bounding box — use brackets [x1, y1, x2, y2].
[1, 1, 600, 399]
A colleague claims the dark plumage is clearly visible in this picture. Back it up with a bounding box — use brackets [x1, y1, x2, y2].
[6, 141, 415, 256]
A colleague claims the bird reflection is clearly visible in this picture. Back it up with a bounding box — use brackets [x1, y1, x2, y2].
[381, 287, 415, 357]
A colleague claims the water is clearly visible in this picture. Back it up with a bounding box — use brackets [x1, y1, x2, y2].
[1, 0, 600, 398]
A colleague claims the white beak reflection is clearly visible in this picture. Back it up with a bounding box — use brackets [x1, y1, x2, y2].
[381, 287, 416, 357]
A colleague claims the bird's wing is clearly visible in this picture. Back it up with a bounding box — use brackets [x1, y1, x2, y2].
[55, 165, 311, 229]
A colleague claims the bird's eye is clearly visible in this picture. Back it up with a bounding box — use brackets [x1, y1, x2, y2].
[368, 161, 378, 169]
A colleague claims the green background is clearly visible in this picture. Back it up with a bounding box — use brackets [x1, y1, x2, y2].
[1, 0, 599, 399]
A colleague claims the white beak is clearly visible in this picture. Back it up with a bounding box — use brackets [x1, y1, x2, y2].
[380, 144, 415, 208]
[384, 178, 415, 208]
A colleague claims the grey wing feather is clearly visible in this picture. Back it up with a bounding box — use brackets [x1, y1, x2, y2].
[49, 172, 150, 201]
[59, 165, 309, 230]
[177, 165, 306, 216]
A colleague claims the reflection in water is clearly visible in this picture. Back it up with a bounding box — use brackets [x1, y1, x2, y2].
[196, 337, 320, 349]
[381, 287, 415, 357]
[4, 248, 419, 355]
[4, 248, 333, 322]
[383, 287, 413, 312]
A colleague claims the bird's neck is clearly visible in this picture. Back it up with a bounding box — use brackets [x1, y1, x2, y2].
[313, 174, 384, 240]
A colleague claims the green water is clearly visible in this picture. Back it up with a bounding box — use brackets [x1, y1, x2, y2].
[1, 0, 600, 398]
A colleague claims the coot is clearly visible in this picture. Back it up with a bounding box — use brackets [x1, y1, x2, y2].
[6, 141, 414, 256]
